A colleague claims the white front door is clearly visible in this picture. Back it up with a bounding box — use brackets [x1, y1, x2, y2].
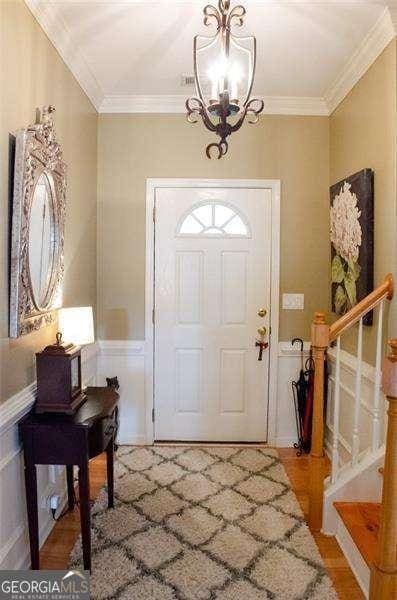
[154, 186, 272, 441]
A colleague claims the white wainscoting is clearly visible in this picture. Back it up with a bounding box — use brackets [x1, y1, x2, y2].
[276, 341, 311, 446]
[0, 343, 99, 570]
[97, 341, 147, 445]
[97, 339, 309, 447]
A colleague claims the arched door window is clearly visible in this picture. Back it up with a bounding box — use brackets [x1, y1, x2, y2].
[177, 201, 250, 237]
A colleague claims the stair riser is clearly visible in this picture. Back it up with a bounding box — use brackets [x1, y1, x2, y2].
[336, 514, 370, 598]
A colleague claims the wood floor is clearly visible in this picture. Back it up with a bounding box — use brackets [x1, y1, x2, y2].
[39, 447, 365, 599]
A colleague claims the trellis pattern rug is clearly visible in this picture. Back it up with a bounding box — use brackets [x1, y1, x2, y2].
[70, 446, 337, 599]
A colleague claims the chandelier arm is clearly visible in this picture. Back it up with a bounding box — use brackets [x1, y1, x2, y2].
[245, 98, 265, 124]
[203, 4, 222, 28]
[186, 97, 218, 132]
[227, 5, 246, 28]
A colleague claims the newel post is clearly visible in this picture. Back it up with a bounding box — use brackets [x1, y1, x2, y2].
[369, 340, 397, 600]
[308, 312, 329, 532]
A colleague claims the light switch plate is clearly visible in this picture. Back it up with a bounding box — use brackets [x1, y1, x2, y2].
[282, 293, 304, 310]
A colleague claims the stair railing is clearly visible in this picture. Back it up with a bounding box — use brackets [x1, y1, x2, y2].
[369, 339, 397, 599]
[309, 274, 394, 533]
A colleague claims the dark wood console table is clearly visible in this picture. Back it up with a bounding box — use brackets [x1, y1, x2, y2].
[19, 386, 119, 572]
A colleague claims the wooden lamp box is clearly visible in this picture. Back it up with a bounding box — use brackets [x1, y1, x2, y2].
[35, 334, 85, 414]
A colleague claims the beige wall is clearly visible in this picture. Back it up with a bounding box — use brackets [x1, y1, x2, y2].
[98, 114, 330, 341]
[0, 1, 98, 401]
[330, 40, 397, 362]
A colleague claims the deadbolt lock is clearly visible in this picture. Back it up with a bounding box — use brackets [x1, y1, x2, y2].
[258, 308, 267, 318]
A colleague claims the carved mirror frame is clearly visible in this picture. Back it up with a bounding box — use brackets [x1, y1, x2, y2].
[9, 106, 67, 338]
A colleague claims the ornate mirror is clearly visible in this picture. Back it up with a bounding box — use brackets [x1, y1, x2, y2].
[10, 106, 66, 337]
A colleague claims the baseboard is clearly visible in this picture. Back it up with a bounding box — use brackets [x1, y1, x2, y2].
[117, 435, 147, 446]
[275, 436, 299, 447]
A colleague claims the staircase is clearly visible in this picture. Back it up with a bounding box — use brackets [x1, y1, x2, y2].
[308, 275, 397, 599]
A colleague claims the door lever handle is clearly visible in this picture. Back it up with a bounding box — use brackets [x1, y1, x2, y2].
[255, 327, 268, 361]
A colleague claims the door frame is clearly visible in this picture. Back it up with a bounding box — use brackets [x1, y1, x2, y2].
[145, 178, 280, 445]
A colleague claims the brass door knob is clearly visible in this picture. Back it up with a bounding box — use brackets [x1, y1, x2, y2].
[257, 327, 267, 340]
[258, 308, 267, 318]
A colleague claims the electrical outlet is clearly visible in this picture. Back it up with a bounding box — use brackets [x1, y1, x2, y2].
[282, 293, 304, 310]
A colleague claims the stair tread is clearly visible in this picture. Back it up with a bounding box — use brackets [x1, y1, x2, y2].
[334, 502, 380, 567]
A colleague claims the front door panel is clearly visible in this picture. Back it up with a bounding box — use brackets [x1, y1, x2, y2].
[155, 187, 272, 441]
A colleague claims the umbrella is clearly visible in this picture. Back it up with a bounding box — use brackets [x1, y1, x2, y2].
[301, 355, 315, 453]
[291, 338, 310, 456]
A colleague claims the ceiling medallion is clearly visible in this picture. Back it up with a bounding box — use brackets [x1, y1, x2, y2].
[186, 0, 264, 159]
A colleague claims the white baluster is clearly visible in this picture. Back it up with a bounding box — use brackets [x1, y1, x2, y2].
[331, 337, 341, 483]
[372, 301, 384, 451]
[352, 317, 363, 463]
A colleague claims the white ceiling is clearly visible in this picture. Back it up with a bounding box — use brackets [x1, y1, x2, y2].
[26, 1, 397, 114]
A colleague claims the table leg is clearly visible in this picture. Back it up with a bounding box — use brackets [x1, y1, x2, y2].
[24, 462, 39, 569]
[106, 438, 114, 509]
[78, 460, 91, 572]
[66, 466, 75, 511]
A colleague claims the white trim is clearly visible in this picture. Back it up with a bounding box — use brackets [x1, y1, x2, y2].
[116, 435, 147, 446]
[278, 340, 311, 357]
[324, 7, 396, 114]
[0, 382, 36, 434]
[275, 436, 300, 447]
[98, 340, 145, 356]
[24, 0, 104, 111]
[146, 178, 280, 445]
[99, 94, 328, 116]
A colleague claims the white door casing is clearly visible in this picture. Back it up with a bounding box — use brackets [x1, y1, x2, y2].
[146, 180, 280, 443]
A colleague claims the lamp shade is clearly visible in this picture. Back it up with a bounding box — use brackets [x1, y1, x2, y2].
[58, 306, 94, 346]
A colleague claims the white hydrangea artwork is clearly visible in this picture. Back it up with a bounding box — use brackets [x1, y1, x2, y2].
[330, 170, 374, 320]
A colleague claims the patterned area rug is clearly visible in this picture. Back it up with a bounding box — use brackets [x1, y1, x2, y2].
[70, 446, 337, 599]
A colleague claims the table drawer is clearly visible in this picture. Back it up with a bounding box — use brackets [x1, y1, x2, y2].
[89, 410, 117, 458]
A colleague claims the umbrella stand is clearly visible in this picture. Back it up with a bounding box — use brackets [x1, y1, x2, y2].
[291, 337, 309, 456]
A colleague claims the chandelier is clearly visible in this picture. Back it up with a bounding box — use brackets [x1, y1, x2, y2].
[186, 0, 264, 159]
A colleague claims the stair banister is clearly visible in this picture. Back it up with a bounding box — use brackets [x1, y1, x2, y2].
[369, 340, 397, 599]
[308, 274, 394, 533]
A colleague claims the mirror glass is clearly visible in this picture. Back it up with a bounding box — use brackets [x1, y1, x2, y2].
[28, 172, 56, 308]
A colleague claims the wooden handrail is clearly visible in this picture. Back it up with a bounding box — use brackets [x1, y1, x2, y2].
[330, 273, 393, 341]
[369, 340, 397, 599]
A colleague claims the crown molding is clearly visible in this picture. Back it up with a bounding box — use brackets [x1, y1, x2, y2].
[25, 0, 104, 110]
[99, 94, 329, 115]
[25, 1, 397, 117]
[324, 7, 396, 114]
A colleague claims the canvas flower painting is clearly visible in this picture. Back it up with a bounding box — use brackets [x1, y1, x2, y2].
[330, 169, 374, 324]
